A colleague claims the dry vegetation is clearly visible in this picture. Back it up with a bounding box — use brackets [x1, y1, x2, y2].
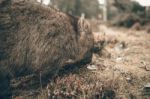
[12, 24, 150, 99]
[1, 0, 149, 99]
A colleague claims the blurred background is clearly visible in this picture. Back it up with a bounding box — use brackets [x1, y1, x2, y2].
[37, 0, 150, 30]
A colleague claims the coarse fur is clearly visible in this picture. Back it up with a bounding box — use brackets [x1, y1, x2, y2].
[0, 0, 94, 97]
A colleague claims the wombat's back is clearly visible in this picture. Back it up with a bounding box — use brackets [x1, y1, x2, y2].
[1, 0, 94, 79]
[0, 0, 94, 97]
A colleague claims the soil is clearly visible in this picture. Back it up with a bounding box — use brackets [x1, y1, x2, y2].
[90, 25, 150, 98]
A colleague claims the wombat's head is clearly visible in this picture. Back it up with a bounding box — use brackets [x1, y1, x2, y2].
[76, 16, 94, 63]
[78, 16, 92, 37]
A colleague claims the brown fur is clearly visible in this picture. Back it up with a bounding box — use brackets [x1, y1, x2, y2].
[0, 0, 94, 97]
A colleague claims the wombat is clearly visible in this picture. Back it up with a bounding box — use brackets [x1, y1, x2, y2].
[0, 0, 94, 98]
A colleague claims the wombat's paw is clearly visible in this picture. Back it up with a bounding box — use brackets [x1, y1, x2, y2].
[65, 59, 75, 64]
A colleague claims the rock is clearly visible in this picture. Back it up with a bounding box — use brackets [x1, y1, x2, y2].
[144, 83, 150, 88]
[87, 65, 98, 70]
[142, 83, 150, 96]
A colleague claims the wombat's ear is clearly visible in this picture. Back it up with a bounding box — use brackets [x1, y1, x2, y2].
[78, 16, 91, 34]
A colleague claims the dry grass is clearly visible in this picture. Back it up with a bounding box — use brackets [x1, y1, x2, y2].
[13, 24, 150, 99]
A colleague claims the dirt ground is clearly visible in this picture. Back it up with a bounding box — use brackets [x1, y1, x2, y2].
[12, 25, 150, 99]
[91, 25, 150, 98]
